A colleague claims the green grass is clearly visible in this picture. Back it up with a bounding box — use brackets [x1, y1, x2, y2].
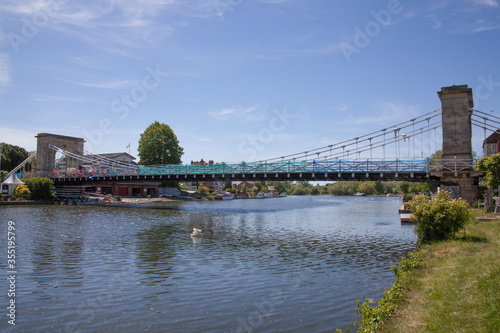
[380, 212, 500, 333]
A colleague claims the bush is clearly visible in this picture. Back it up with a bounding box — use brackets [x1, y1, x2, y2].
[22, 177, 56, 201]
[197, 186, 210, 194]
[402, 194, 413, 203]
[407, 191, 472, 247]
[14, 184, 31, 197]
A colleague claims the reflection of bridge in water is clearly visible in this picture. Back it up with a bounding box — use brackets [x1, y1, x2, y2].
[8, 85, 497, 203]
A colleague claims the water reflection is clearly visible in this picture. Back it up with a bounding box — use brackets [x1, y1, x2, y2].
[0, 196, 416, 333]
[135, 224, 177, 285]
[30, 208, 85, 293]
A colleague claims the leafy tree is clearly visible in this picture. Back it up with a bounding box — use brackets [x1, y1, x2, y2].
[224, 180, 232, 190]
[267, 181, 291, 194]
[22, 177, 56, 201]
[374, 181, 385, 195]
[138, 121, 184, 165]
[161, 181, 180, 188]
[476, 153, 500, 188]
[429, 149, 443, 169]
[254, 181, 263, 191]
[357, 181, 376, 195]
[198, 186, 210, 194]
[430, 149, 443, 161]
[0, 143, 29, 172]
[300, 181, 312, 188]
[328, 181, 359, 196]
[409, 182, 437, 194]
[290, 183, 310, 195]
[399, 181, 410, 194]
[252, 185, 260, 195]
[310, 186, 320, 195]
[241, 184, 247, 194]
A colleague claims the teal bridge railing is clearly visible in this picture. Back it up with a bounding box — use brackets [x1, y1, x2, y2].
[136, 159, 429, 177]
[47, 157, 477, 179]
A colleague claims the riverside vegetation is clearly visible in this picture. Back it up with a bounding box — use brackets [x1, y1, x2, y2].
[336, 191, 500, 333]
[209, 181, 436, 197]
[1, 177, 56, 202]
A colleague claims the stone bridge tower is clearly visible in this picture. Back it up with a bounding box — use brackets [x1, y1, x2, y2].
[436, 85, 479, 203]
[35, 133, 85, 177]
[438, 85, 473, 161]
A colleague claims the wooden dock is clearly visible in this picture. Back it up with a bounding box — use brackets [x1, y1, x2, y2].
[399, 204, 415, 224]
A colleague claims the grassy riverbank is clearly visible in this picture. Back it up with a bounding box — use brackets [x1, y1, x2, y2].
[379, 211, 500, 332]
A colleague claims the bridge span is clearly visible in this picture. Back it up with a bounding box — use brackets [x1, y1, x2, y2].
[6, 85, 496, 203]
[52, 158, 473, 185]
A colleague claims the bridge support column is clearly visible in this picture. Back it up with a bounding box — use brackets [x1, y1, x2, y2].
[438, 173, 477, 204]
[35, 133, 85, 178]
[437, 85, 477, 203]
[438, 85, 473, 161]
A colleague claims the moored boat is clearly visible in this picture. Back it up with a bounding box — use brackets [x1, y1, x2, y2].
[216, 192, 234, 200]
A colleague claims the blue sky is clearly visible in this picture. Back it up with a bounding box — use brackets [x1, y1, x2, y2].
[0, 0, 499, 164]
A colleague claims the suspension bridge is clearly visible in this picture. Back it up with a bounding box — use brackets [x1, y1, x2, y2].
[6, 85, 498, 203]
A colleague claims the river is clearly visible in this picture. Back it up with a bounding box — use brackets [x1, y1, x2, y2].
[0, 196, 416, 332]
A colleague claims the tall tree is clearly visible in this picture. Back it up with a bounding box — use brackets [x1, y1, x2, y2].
[0, 143, 29, 172]
[138, 121, 184, 165]
[476, 153, 500, 188]
[374, 181, 385, 195]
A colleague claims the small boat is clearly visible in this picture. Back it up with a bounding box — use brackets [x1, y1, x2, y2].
[355, 192, 367, 196]
[191, 228, 202, 237]
[256, 191, 266, 198]
[216, 192, 234, 200]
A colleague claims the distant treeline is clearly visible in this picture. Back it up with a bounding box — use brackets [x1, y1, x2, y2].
[267, 181, 438, 196]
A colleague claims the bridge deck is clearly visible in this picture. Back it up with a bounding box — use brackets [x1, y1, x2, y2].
[53, 170, 442, 185]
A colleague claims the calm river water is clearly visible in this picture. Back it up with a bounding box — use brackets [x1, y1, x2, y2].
[0, 196, 416, 333]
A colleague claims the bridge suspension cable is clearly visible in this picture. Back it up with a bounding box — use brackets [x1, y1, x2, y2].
[471, 109, 500, 140]
[50, 145, 138, 172]
[258, 109, 442, 163]
[6, 151, 36, 177]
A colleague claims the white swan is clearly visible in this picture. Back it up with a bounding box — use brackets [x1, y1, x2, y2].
[191, 228, 202, 237]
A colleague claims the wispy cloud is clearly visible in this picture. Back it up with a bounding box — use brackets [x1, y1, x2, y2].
[256, 0, 293, 4]
[465, 0, 499, 7]
[470, 22, 500, 32]
[0, 0, 177, 56]
[209, 105, 260, 121]
[334, 103, 349, 113]
[31, 94, 86, 103]
[69, 56, 115, 70]
[424, 15, 443, 29]
[426, 0, 500, 33]
[0, 53, 11, 94]
[56, 78, 139, 89]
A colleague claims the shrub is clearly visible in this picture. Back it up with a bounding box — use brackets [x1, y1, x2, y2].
[402, 194, 413, 202]
[14, 184, 31, 197]
[22, 177, 56, 201]
[407, 191, 472, 247]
